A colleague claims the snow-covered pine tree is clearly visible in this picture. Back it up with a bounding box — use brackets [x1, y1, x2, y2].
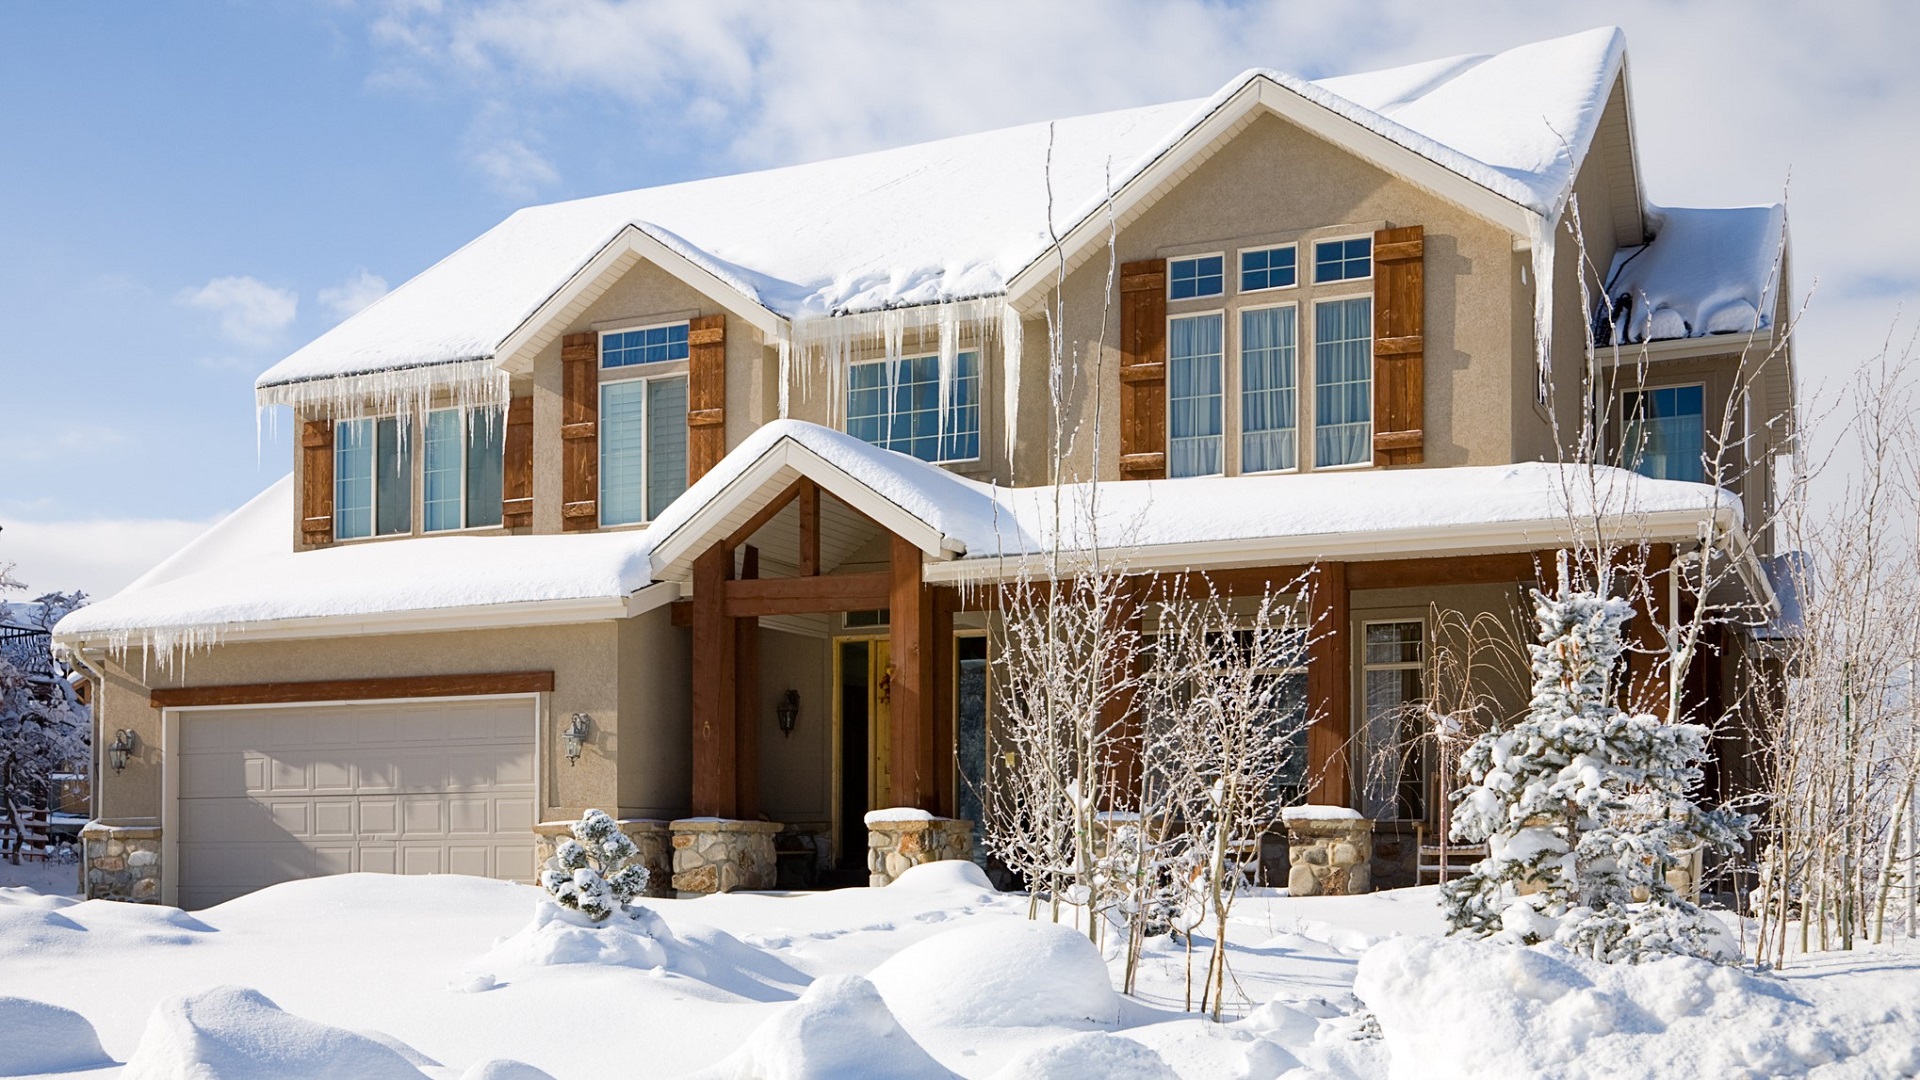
[1441, 585, 1751, 962]
[539, 809, 650, 922]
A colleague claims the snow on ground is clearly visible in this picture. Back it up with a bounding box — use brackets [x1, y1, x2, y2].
[0, 868, 1912, 1079]
[0, 857, 80, 899]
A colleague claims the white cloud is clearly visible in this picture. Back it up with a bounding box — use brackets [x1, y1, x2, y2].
[177, 275, 299, 348]
[317, 268, 391, 321]
[0, 514, 221, 600]
[468, 136, 561, 198]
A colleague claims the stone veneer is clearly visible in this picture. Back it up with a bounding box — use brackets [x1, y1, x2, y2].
[866, 816, 975, 887]
[533, 818, 674, 899]
[80, 822, 161, 903]
[1282, 807, 1375, 897]
[669, 818, 780, 896]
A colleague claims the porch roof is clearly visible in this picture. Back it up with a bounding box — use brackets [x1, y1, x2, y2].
[56, 420, 1751, 652]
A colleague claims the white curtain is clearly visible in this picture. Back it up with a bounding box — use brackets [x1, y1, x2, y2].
[1314, 298, 1373, 467]
[1240, 306, 1297, 472]
[1168, 314, 1224, 477]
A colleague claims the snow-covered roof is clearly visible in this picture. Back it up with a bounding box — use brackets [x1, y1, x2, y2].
[1599, 204, 1785, 345]
[61, 420, 1750, 652]
[257, 28, 1630, 398]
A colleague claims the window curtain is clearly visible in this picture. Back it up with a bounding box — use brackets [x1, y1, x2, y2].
[646, 377, 689, 519]
[600, 381, 647, 526]
[1314, 299, 1373, 467]
[1240, 306, 1297, 472]
[1168, 314, 1224, 477]
[423, 410, 463, 532]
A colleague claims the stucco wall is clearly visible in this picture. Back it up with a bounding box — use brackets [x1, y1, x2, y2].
[1020, 111, 1522, 485]
[752, 628, 834, 825]
[617, 604, 694, 819]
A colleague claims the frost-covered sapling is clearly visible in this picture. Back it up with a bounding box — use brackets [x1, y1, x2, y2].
[539, 809, 650, 923]
[1442, 587, 1751, 962]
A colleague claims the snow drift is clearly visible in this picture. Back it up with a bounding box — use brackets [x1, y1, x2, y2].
[122, 985, 432, 1080]
[989, 1031, 1179, 1080]
[685, 975, 955, 1080]
[866, 918, 1121, 1032]
[0, 996, 112, 1076]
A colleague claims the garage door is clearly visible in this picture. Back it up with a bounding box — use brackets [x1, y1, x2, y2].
[176, 698, 538, 909]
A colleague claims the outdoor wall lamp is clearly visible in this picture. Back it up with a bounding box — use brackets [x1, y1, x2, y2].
[563, 713, 592, 766]
[776, 690, 800, 738]
[107, 729, 137, 773]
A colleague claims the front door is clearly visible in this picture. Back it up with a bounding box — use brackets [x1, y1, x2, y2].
[834, 636, 894, 871]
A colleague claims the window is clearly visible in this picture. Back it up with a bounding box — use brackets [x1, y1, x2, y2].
[1361, 620, 1425, 821]
[602, 322, 688, 369]
[423, 406, 505, 532]
[1239, 245, 1297, 292]
[1167, 313, 1224, 477]
[1245, 627, 1311, 807]
[1168, 254, 1225, 300]
[1313, 237, 1372, 283]
[333, 416, 410, 540]
[1313, 298, 1373, 467]
[601, 375, 689, 526]
[1622, 385, 1706, 483]
[845, 351, 980, 463]
[1240, 306, 1298, 473]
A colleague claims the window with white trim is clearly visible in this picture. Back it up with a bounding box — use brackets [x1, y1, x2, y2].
[1360, 620, 1426, 821]
[1167, 313, 1224, 478]
[1313, 237, 1372, 283]
[334, 416, 411, 539]
[423, 406, 506, 532]
[1168, 254, 1225, 300]
[1239, 304, 1298, 473]
[1313, 297, 1373, 467]
[1239, 245, 1298, 292]
[600, 375, 689, 526]
[1621, 385, 1706, 483]
[602, 322, 689, 368]
[845, 351, 980, 463]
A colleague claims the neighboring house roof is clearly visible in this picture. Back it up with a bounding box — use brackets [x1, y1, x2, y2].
[57, 421, 1752, 653]
[1598, 204, 1786, 345]
[256, 27, 1632, 405]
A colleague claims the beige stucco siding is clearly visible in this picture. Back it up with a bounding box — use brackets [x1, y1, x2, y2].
[90, 620, 686, 826]
[1021, 110, 1522, 485]
[752, 629, 834, 825]
[616, 606, 693, 819]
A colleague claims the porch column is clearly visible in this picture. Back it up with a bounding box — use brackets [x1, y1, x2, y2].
[1628, 542, 1674, 720]
[889, 535, 935, 810]
[1102, 575, 1145, 801]
[691, 544, 738, 818]
[736, 545, 761, 819]
[1306, 561, 1352, 807]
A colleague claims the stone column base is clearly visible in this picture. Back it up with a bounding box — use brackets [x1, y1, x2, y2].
[1282, 807, 1374, 897]
[669, 819, 781, 896]
[80, 822, 161, 903]
[866, 815, 975, 887]
[534, 818, 673, 898]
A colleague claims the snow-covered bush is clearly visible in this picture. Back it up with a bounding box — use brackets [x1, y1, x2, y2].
[1442, 588, 1750, 961]
[538, 810, 649, 923]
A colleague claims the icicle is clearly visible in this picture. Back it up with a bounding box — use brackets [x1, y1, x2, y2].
[785, 296, 1009, 435]
[254, 358, 510, 423]
[1528, 211, 1559, 403]
[1000, 303, 1024, 466]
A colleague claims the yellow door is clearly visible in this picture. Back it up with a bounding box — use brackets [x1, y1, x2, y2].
[870, 640, 892, 807]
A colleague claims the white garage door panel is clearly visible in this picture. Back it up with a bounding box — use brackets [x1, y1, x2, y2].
[177, 698, 538, 909]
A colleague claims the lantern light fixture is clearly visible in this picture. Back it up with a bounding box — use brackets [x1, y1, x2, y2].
[107, 729, 137, 773]
[563, 713, 592, 766]
[776, 690, 800, 738]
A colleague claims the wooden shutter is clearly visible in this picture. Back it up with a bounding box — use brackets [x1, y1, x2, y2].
[501, 393, 534, 528]
[1372, 225, 1425, 466]
[687, 313, 727, 483]
[1119, 259, 1168, 480]
[299, 418, 334, 546]
[561, 332, 598, 531]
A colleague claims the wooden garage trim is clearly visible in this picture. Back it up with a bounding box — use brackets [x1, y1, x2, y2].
[150, 671, 555, 709]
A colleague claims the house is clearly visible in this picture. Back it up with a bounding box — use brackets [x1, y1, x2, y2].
[54, 27, 1795, 907]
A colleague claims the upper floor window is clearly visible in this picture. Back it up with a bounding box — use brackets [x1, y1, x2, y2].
[1239, 245, 1298, 292]
[601, 375, 689, 525]
[1168, 313, 1225, 477]
[1313, 237, 1372, 283]
[602, 322, 689, 369]
[1240, 305, 1298, 473]
[1313, 297, 1373, 467]
[1168, 254, 1225, 300]
[846, 352, 980, 464]
[334, 417, 411, 540]
[1622, 385, 1706, 483]
[424, 406, 505, 532]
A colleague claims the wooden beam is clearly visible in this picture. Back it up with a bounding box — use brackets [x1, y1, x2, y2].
[149, 671, 554, 709]
[669, 600, 691, 627]
[1345, 552, 1544, 591]
[722, 571, 891, 617]
[736, 546, 761, 820]
[1305, 562, 1352, 807]
[722, 481, 805, 552]
[691, 544, 738, 818]
[930, 586, 957, 818]
[1100, 577, 1145, 804]
[889, 534, 933, 810]
[799, 481, 821, 577]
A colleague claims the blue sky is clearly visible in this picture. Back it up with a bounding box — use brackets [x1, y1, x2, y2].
[1, 1, 1913, 597]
